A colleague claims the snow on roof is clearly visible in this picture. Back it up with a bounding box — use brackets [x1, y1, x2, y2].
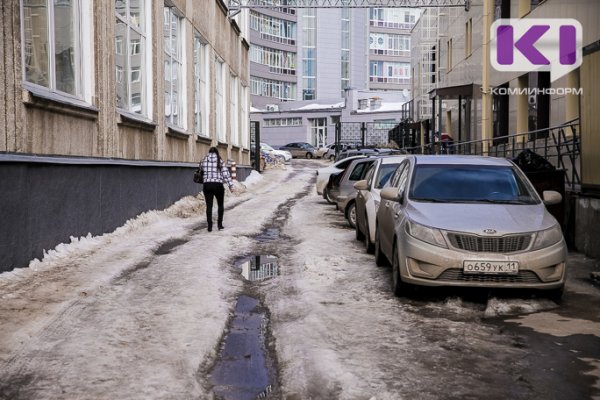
[354, 101, 406, 114]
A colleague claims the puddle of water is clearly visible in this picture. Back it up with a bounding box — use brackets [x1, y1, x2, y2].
[154, 238, 188, 255]
[209, 295, 275, 400]
[236, 255, 279, 282]
[255, 229, 280, 243]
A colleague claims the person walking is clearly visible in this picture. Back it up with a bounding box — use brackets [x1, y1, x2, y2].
[199, 147, 234, 232]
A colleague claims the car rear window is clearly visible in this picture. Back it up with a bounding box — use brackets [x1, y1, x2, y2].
[375, 164, 400, 189]
[409, 164, 539, 204]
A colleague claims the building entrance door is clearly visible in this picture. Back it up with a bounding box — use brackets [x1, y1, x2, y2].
[310, 118, 327, 147]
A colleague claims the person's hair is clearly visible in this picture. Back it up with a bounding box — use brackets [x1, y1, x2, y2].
[208, 147, 223, 170]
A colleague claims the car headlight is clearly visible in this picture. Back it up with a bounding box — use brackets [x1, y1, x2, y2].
[406, 220, 447, 248]
[532, 224, 563, 250]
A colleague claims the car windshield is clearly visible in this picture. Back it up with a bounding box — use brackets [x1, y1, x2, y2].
[409, 164, 539, 204]
[261, 144, 274, 151]
[375, 164, 400, 189]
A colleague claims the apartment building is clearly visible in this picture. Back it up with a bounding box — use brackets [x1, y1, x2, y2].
[0, 0, 250, 272]
[250, 5, 418, 147]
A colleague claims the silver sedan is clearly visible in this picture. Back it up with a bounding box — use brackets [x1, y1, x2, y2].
[375, 155, 567, 299]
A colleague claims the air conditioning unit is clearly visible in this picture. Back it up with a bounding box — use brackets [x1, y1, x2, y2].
[265, 104, 279, 112]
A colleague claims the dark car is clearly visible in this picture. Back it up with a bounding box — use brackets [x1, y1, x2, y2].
[279, 142, 317, 159]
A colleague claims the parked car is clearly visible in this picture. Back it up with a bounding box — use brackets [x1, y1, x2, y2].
[375, 155, 567, 299]
[354, 155, 407, 253]
[320, 143, 353, 161]
[328, 157, 378, 228]
[335, 148, 378, 162]
[260, 142, 292, 162]
[316, 155, 368, 202]
[279, 142, 317, 159]
[314, 144, 332, 159]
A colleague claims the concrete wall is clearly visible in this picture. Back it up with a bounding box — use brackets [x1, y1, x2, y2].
[574, 196, 600, 259]
[0, 155, 253, 273]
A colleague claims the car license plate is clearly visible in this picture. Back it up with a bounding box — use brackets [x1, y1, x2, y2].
[463, 261, 519, 274]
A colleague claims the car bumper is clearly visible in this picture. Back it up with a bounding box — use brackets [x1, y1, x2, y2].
[398, 235, 567, 290]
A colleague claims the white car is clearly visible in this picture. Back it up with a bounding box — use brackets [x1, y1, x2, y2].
[260, 142, 292, 162]
[354, 155, 407, 253]
[315, 155, 367, 202]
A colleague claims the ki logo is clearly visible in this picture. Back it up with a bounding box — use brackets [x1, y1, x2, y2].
[491, 19, 582, 82]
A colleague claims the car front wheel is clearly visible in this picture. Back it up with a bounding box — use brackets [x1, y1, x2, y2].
[306, 152, 313, 159]
[356, 219, 365, 241]
[346, 202, 357, 229]
[392, 241, 406, 297]
[364, 219, 375, 254]
[374, 226, 388, 267]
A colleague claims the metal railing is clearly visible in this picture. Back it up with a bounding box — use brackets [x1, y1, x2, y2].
[402, 119, 581, 191]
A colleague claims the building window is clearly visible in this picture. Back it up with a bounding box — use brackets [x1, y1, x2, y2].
[465, 18, 472, 57]
[341, 7, 350, 97]
[369, 8, 416, 30]
[193, 34, 209, 136]
[369, 33, 410, 57]
[215, 59, 226, 142]
[164, 6, 185, 128]
[251, 76, 296, 101]
[369, 61, 411, 84]
[116, 0, 150, 116]
[250, 45, 296, 75]
[22, 0, 86, 98]
[493, 83, 509, 143]
[230, 74, 239, 145]
[250, 11, 296, 45]
[302, 8, 316, 100]
[263, 118, 302, 127]
[240, 85, 249, 146]
[528, 71, 550, 138]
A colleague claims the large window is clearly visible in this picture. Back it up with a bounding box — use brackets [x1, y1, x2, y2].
[250, 45, 296, 75]
[215, 59, 226, 142]
[116, 0, 150, 115]
[164, 6, 185, 128]
[193, 34, 209, 136]
[251, 76, 296, 101]
[250, 11, 296, 45]
[22, 0, 87, 99]
[369, 8, 418, 29]
[369, 61, 410, 84]
[341, 7, 350, 97]
[302, 8, 316, 100]
[369, 33, 410, 57]
[240, 85, 249, 147]
[230, 74, 239, 145]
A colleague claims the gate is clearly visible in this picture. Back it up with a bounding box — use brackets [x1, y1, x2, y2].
[336, 121, 401, 148]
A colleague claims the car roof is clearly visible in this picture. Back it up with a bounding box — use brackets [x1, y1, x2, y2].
[413, 155, 513, 166]
[379, 155, 408, 164]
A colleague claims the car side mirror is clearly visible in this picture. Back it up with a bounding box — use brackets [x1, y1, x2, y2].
[354, 180, 369, 191]
[543, 190, 562, 206]
[380, 187, 402, 202]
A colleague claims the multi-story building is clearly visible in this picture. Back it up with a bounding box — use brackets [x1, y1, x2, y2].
[250, 6, 418, 147]
[0, 0, 250, 272]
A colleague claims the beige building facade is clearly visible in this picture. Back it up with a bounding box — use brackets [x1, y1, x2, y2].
[1, 0, 251, 164]
[0, 0, 252, 272]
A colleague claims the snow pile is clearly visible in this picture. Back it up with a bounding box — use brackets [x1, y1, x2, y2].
[241, 170, 263, 187]
[164, 193, 206, 218]
[484, 297, 558, 318]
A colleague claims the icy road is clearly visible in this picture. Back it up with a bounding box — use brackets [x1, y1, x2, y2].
[0, 160, 598, 400]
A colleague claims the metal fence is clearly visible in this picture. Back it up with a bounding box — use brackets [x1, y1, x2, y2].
[331, 119, 581, 191]
[402, 119, 581, 191]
